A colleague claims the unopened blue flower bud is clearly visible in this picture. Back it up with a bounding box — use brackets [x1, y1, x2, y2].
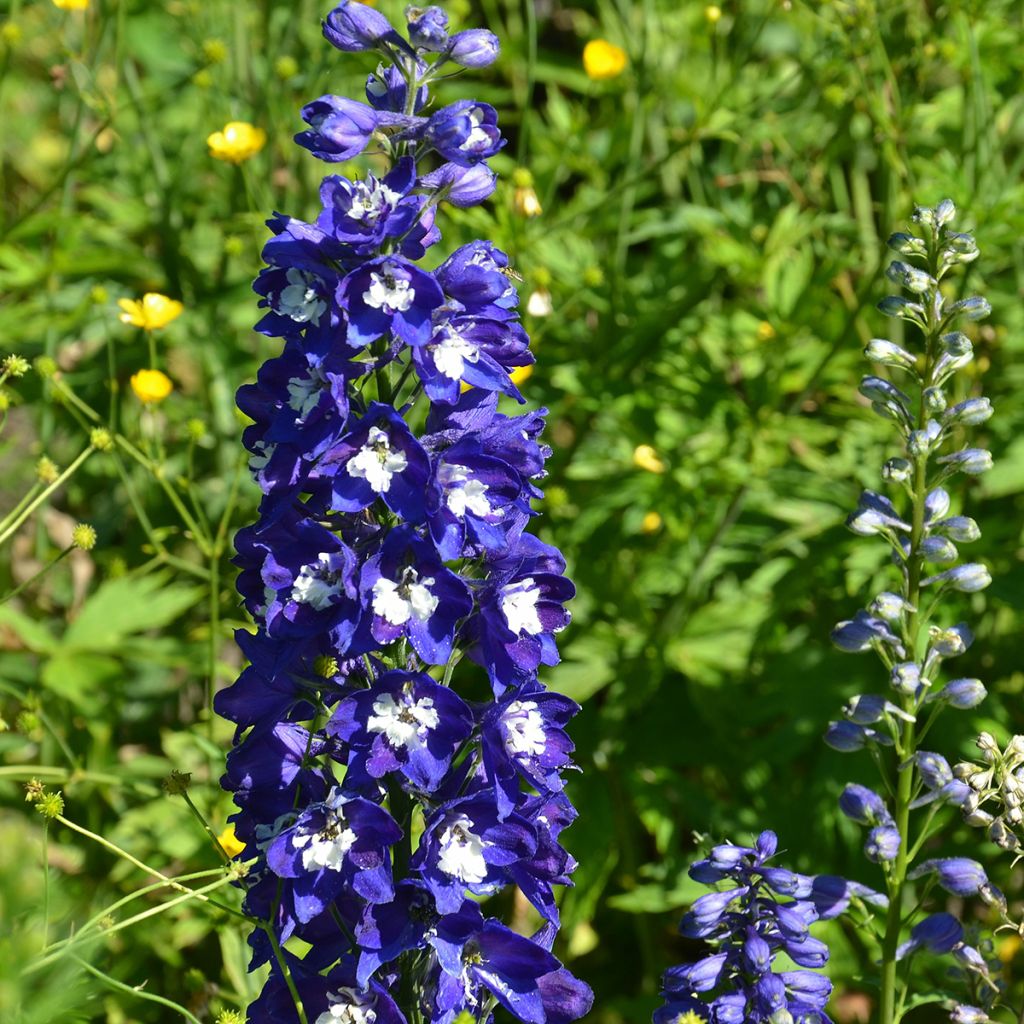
[912, 205, 936, 229]
[923, 386, 947, 413]
[323, 0, 398, 51]
[864, 338, 917, 370]
[953, 945, 989, 973]
[890, 661, 923, 696]
[923, 563, 991, 593]
[932, 516, 980, 543]
[913, 751, 953, 789]
[869, 592, 914, 620]
[929, 623, 973, 657]
[885, 260, 934, 294]
[865, 825, 900, 863]
[824, 721, 867, 752]
[843, 694, 885, 724]
[907, 420, 942, 456]
[910, 857, 988, 897]
[944, 397, 992, 426]
[935, 677, 986, 709]
[896, 913, 963, 959]
[924, 487, 951, 520]
[951, 1005, 990, 1023]
[839, 783, 891, 825]
[742, 930, 772, 974]
[859, 375, 911, 407]
[935, 198, 956, 226]
[406, 5, 449, 50]
[942, 232, 980, 264]
[882, 457, 912, 483]
[887, 232, 927, 257]
[938, 448, 993, 475]
[877, 295, 924, 321]
[448, 28, 501, 67]
[942, 331, 974, 357]
[921, 536, 958, 564]
[949, 296, 991, 321]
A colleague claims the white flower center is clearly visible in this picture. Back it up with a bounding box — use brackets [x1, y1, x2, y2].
[315, 988, 378, 1024]
[372, 567, 438, 626]
[278, 268, 327, 324]
[503, 700, 546, 756]
[315, 989, 378, 1024]
[363, 269, 414, 312]
[500, 578, 543, 635]
[287, 365, 328, 421]
[346, 426, 408, 493]
[291, 553, 346, 611]
[295, 820, 357, 873]
[459, 107, 491, 152]
[349, 178, 401, 223]
[438, 815, 489, 883]
[368, 692, 440, 752]
[431, 329, 480, 380]
[439, 463, 495, 519]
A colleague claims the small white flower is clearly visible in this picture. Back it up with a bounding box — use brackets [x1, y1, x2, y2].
[278, 268, 327, 323]
[363, 269, 414, 312]
[438, 815, 489, 883]
[372, 568, 438, 625]
[503, 700, 547, 756]
[292, 553, 347, 611]
[501, 578, 543, 635]
[347, 426, 409, 493]
[368, 692, 440, 752]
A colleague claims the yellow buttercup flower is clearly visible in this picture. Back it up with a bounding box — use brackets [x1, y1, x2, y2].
[509, 365, 533, 386]
[641, 511, 662, 533]
[632, 444, 665, 473]
[118, 293, 184, 330]
[583, 39, 627, 81]
[207, 121, 267, 164]
[217, 824, 247, 859]
[130, 369, 173, 404]
[52, 0, 89, 9]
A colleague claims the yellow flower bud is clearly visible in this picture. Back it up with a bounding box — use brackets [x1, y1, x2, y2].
[36, 456, 59, 483]
[218, 824, 247, 859]
[509, 365, 533, 386]
[131, 369, 173, 404]
[118, 292, 184, 330]
[583, 39, 627, 81]
[201, 38, 228, 64]
[72, 523, 97, 551]
[641, 511, 663, 533]
[3, 354, 29, 378]
[275, 55, 299, 79]
[632, 444, 665, 473]
[52, 0, 89, 9]
[90, 427, 114, 451]
[207, 121, 267, 164]
[34, 355, 58, 379]
[757, 320, 776, 341]
[35, 791, 65, 819]
[705, 5, 722, 23]
[1, 22, 22, 45]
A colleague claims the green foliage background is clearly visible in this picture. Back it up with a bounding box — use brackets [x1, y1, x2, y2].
[1, 0, 1023, 1020]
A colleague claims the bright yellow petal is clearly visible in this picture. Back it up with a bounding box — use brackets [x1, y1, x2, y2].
[130, 369, 173, 404]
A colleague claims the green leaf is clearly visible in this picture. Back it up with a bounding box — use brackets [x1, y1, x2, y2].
[62, 574, 204, 653]
[40, 652, 121, 715]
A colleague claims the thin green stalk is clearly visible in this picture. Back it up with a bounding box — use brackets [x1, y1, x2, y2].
[208, 549, 221, 727]
[0, 445, 94, 546]
[69, 955, 203, 1024]
[1, 544, 73, 604]
[264, 922, 310, 1024]
[41, 822, 50, 951]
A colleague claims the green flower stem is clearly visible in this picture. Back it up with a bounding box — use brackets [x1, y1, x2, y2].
[263, 921, 310, 1024]
[69, 955, 204, 1024]
[41, 822, 50, 951]
[54, 813, 242, 919]
[878, 232, 941, 1024]
[0, 544, 73, 604]
[0, 444, 94, 546]
[178, 787, 232, 863]
[29, 874, 235, 975]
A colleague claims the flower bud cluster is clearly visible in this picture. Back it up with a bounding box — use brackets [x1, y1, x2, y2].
[217, 7, 591, 1023]
[954, 733, 1024, 852]
[655, 831, 876, 1024]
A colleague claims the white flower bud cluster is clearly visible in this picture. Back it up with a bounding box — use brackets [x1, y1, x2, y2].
[953, 733, 1024, 850]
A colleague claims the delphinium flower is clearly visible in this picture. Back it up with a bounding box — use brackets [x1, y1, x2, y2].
[823, 201, 1004, 1022]
[653, 830, 876, 1023]
[217, 6, 592, 1024]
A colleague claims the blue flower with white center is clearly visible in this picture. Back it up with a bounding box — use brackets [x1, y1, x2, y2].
[412, 313, 531, 406]
[328, 670, 473, 793]
[356, 526, 473, 665]
[424, 100, 504, 166]
[435, 240, 519, 313]
[318, 403, 431, 524]
[339, 254, 445, 348]
[481, 682, 579, 818]
[412, 794, 536, 913]
[266, 787, 402, 922]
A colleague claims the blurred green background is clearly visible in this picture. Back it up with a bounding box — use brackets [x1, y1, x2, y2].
[1, 0, 1024, 1020]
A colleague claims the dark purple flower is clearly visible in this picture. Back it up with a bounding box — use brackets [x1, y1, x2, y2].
[419, 161, 497, 207]
[865, 825, 901, 863]
[356, 526, 473, 665]
[447, 29, 500, 68]
[266, 787, 402, 921]
[328, 670, 473, 793]
[323, 1, 401, 52]
[839, 783, 892, 826]
[896, 912, 964, 959]
[412, 794, 536, 913]
[338, 254, 445, 348]
[407, 5, 448, 50]
[317, 403, 431, 523]
[909, 858, 989, 897]
[435, 240, 519, 312]
[355, 880, 436, 986]
[297, 95, 381, 162]
[425, 100, 504, 166]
